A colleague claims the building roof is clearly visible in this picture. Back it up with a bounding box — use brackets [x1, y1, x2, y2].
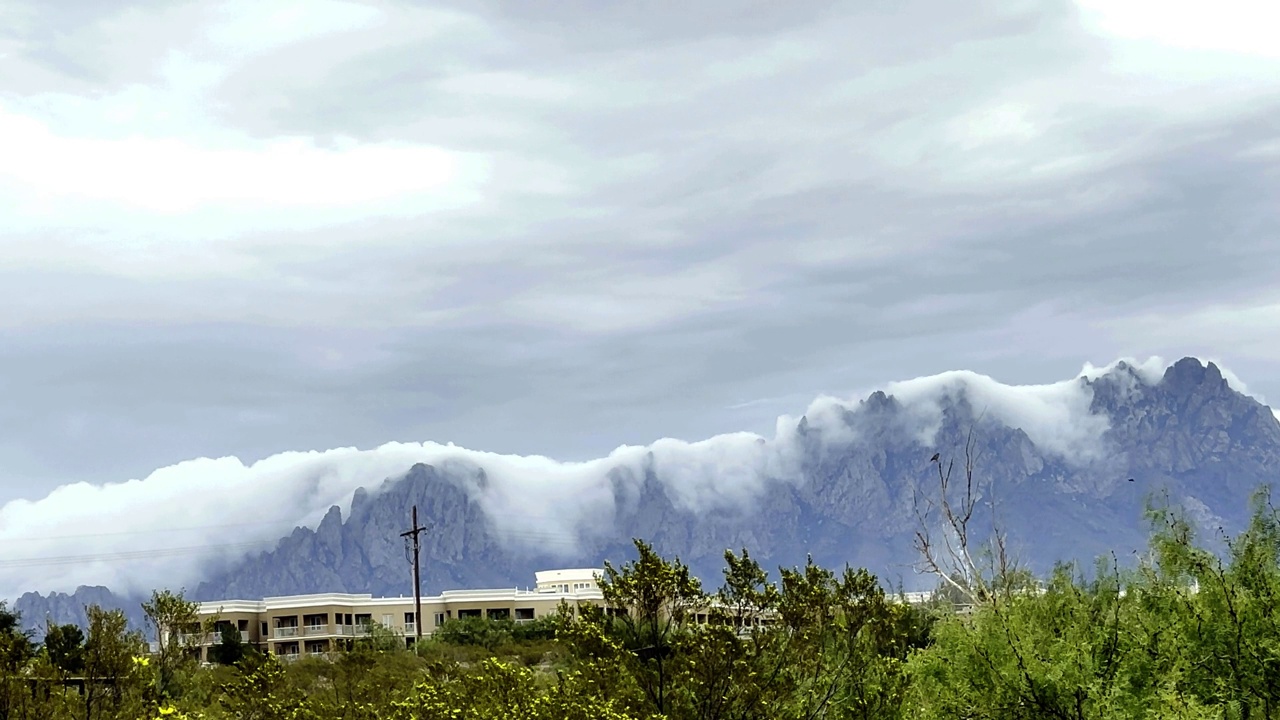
[196, 569, 606, 615]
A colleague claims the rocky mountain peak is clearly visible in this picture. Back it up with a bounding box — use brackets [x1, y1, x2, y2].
[1163, 357, 1227, 393]
[13, 356, 1280, 634]
[14, 585, 145, 634]
[861, 390, 896, 412]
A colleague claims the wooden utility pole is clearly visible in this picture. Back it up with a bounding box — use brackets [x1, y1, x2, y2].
[400, 505, 427, 641]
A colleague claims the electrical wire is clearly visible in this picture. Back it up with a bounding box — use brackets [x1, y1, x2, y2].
[0, 540, 279, 569]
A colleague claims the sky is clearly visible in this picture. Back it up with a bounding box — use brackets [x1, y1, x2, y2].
[1, 0, 1279, 515]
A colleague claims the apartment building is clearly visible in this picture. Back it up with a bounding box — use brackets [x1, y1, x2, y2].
[185, 568, 605, 662]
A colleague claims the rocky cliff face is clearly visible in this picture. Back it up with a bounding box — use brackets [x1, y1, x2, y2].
[193, 463, 560, 600]
[13, 585, 146, 634]
[192, 357, 1280, 600]
[16, 358, 1280, 632]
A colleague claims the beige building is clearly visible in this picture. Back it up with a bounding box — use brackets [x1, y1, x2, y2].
[184, 568, 605, 661]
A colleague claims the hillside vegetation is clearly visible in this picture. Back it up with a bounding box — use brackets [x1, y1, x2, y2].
[2, 485, 1280, 719]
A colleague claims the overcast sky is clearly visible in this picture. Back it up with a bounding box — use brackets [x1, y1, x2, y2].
[1, 0, 1278, 506]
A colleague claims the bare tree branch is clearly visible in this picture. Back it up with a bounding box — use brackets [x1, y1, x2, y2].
[912, 423, 1017, 608]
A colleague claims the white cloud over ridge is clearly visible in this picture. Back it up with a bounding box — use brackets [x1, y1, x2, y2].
[0, 356, 1268, 599]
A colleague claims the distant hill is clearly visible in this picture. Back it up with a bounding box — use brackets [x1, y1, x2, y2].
[13, 585, 146, 635]
[15, 357, 1280, 633]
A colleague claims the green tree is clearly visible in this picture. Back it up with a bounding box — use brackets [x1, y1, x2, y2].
[906, 486, 1280, 720]
[908, 559, 1137, 719]
[141, 589, 203, 700]
[597, 538, 706, 717]
[81, 605, 144, 720]
[0, 603, 35, 720]
[43, 622, 86, 676]
[388, 657, 639, 720]
[1140, 486, 1280, 715]
[352, 619, 407, 654]
[218, 653, 316, 720]
[434, 615, 514, 649]
[207, 624, 247, 666]
[771, 558, 922, 720]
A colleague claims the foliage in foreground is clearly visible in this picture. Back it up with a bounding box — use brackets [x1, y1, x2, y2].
[1, 486, 1279, 719]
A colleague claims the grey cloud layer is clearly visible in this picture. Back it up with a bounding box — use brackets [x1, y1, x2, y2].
[0, 0, 1278, 501]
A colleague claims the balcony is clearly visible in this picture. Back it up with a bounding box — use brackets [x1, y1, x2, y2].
[274, 626, 300, 639]
[303, 625, 330, 637]
[335, 624, 374, 637]
[404, 622, 416, 635]
[176, 632, 218, 646]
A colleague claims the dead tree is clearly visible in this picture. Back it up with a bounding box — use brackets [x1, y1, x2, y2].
[912, 426, 1020, 607]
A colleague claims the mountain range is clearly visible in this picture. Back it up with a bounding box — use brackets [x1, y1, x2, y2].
[14, 357, 1280, 634]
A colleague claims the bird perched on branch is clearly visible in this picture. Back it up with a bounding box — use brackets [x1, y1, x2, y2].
[929, 452, 940, 463]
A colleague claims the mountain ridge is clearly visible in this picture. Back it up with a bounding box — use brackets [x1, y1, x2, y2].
[12, 356, 1280, 632]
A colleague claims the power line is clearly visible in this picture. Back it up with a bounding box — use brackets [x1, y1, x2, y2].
[0, 511, 589, 572]
[0, 540, 279, 569]
[0, 506, 593, 546]
[0, 516, 316, 544]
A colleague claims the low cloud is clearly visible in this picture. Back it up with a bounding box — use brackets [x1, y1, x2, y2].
[3, 356, 1259, 599]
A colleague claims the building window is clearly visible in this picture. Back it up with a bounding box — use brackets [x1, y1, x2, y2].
[405, 612, 416, 625]
[457, 609, 482, 619]
[433, 613, 445, 627]
[487, 608, 510, 620]
[515, 608, 535, 621]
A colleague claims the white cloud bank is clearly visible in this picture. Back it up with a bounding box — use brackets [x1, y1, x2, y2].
[1075, 0, 1280, 60]
[0, 107, 475, 218]
[0, 356, 1270, 598]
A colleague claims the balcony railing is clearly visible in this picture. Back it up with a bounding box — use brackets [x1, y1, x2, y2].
[303, 625, 330, 636]
[335, 625, 373, 637]
[404, 622, 416, 635]
[274, 626, 300, 638]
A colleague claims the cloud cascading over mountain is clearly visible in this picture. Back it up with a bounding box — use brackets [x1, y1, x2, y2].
[0, 356, 1272, 600]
